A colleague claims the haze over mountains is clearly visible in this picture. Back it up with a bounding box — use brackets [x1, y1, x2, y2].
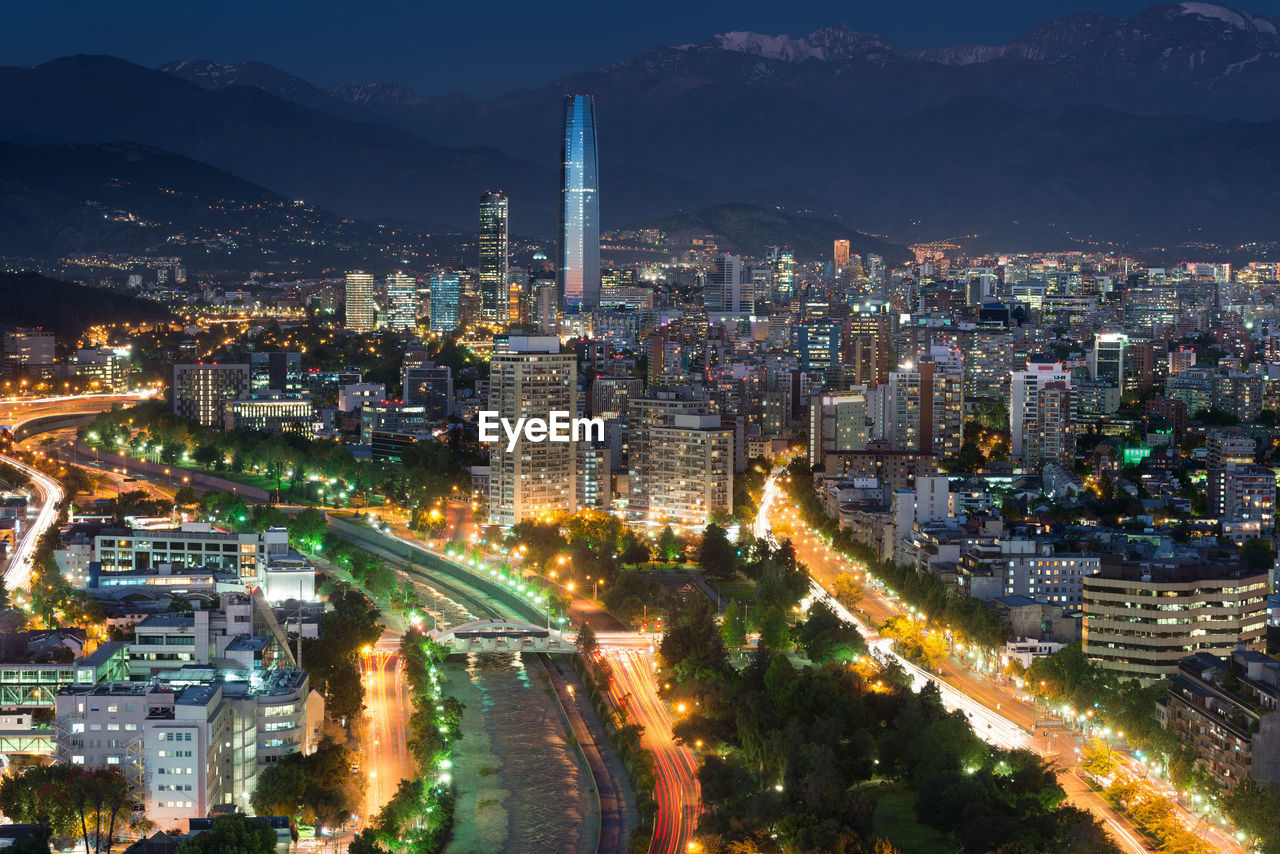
[5, 2, 1280, 255]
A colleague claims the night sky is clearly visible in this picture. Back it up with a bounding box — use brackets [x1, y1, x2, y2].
[5, 0, 1280, 96]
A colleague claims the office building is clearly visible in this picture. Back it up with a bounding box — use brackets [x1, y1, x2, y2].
[558, 95, 600, 312]
[95, 525, 295, 586]
[590, 376, 643, 420]
[808, 393, 870, 468]
[170, 364, 250, 429]
[248, 352, 303, 397]
[223, 396, 314, 436]
[833, 240, 851, 271]
[705, 254, 751, 315]
[479, 191, 509, 323]
[1088, 332, 1127, 389]
[487, 337, 578, 527]
[429, 273, 461, 334]
[401, 354, 453, 419]
[3, 328, 55, 379]
[343, 272, 377, 333]
[69, 347, 132, 392]
[767, 247, 794, 301]
[385, 273, 418, 332]
[1083, 556, 1268, 678]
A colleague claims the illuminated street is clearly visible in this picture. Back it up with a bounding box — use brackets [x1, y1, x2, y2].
[362, 634, 412, 820]
[600, 648, 700, 854]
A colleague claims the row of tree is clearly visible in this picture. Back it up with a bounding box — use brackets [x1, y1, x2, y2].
[658, 595, 1123, 853]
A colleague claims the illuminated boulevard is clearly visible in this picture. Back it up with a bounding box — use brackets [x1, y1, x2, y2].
[363, 634, 411, 821]
[755, 469, 1245, 854]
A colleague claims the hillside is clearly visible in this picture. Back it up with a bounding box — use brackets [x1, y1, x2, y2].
[0, 272, 172, 339]
[632, 204, 913, 266]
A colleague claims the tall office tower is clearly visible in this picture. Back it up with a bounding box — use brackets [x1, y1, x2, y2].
[531, 279, 560, 334]
[866, 254, 886, 295]
[1207, 432, 1257, 517]
[558, 95, 600, 313]
[627, 389, 732, 526]
[479, 191, 509, 323]
[487, 337, 577, 527]
[1089, 332, 1128, 388]
[704, 254, 751, 314]
[507, 266, 529, 326]
[1009, 361, 1070, 458]
[808, 392, 870, 468]
[833, 240, 851, 271]
[344, 272, 377, 332]
[171, 363, 250, 428]
[767, 247, 795, 301]
[429, 273, 461, 333]
[386, 272, 418, 332]
[401, 352, 454, 419]
[249, 352, 304, 396]
[888, 347, 963, 459]
[843, 310, 891, 386]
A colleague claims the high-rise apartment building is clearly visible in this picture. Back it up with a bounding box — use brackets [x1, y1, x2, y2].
[171, 364, 250, 429]
[558, 95, 600, 313]
[479, 191, 509, 323]
[888, 347, 963, 459]
[429, 273, 461, 334]
[3, 328, 55, 378]
[1207, 432, 1257, 517]
[1008, 361, 1070, 468]
[627, 387, 733, 527]
[344, 272, 377, 332]
[487, 337, 577, 527]
[385, 272, 418, 332]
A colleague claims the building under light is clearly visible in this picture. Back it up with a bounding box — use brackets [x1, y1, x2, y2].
[558, 95, 600, 313]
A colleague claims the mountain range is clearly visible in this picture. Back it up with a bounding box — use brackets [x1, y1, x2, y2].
[4, 2, 1280, 255]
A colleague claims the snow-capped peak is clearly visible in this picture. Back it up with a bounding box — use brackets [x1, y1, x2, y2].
[702, 25, 890, 62]
[1178, 2, 1277, 34]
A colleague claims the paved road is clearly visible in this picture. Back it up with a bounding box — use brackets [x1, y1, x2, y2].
[0, 452, 64, 592]
[761, 473, 1247, 854]
[362, 634, 411, 821]
[602, 648, 700, 854]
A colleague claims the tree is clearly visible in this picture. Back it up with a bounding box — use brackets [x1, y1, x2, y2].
[1241, 538, 1276, 572]
[721, 600, 748, 652]
[576, 622, 598, 658]
[173, 486, 199, 506]
[699, 524, 737, 580]
[657, 526, 681, 563]
[176, 814, 276, 854]
[1223, 780, 1280, 852]
[794, 599, 865, 664]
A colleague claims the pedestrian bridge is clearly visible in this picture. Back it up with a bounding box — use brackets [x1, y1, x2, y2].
[430, 618, 577, 655]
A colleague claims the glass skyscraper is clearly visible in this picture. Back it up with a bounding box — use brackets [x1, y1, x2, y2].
[479, 190, 508, 323]
[430, 273, 461, 333]
[558, 94, 600, 313]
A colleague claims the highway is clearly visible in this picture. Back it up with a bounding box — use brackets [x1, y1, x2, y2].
[362, 634, 411, 821]
[601, 647, 700, 854]
[752, 472, 1157, 854]
[0, 452, 64, 593]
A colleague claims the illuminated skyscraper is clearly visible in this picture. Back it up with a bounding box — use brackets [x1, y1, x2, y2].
[479, 191, 508, 323]
[833, 239, 850, 271]
[558, 95, 600, 313]
[429, 273, 461, 334]
[386, 272, 418, 332]
[344, 272, 376, 333]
